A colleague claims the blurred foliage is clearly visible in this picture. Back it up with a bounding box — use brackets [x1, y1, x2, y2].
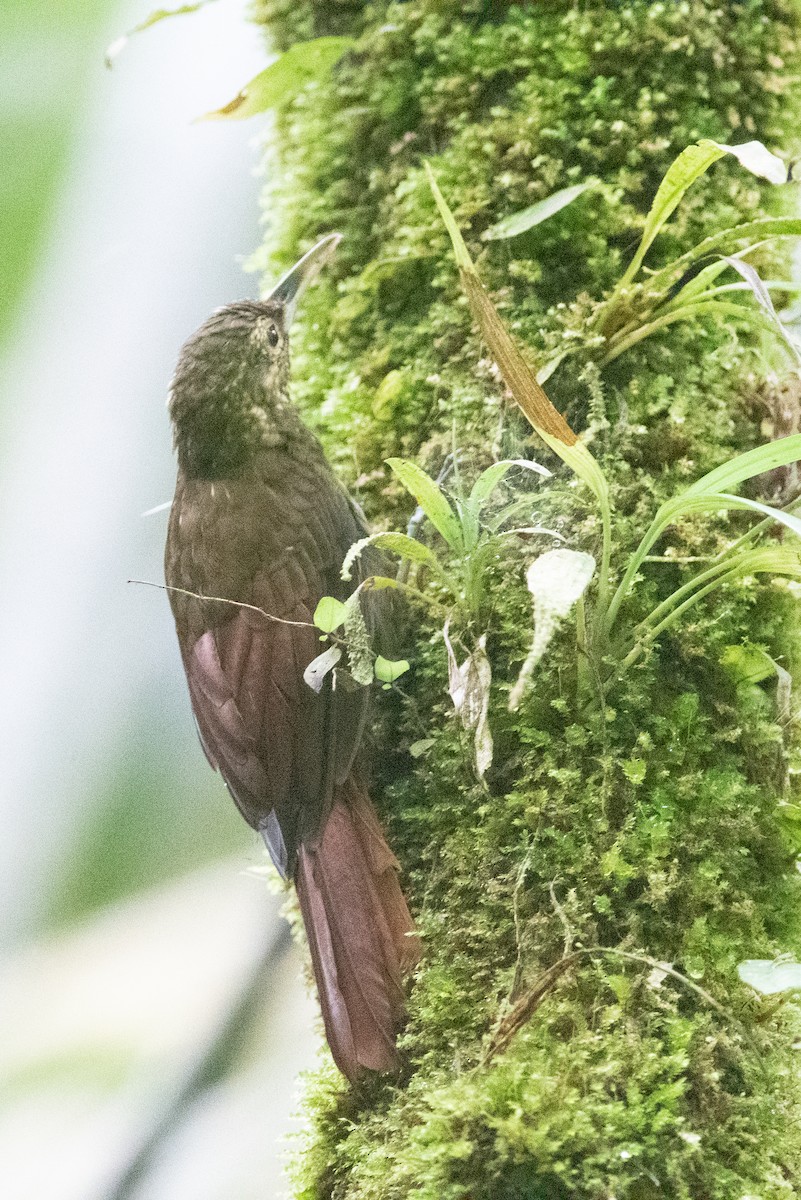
[0, 0, 260, 934]
[47, 698, 250, 928]
[253, 0, 801, 1197]
[0, 0, 111, 347]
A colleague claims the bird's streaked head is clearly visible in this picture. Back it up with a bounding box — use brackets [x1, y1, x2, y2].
[167, 234, 341, 478]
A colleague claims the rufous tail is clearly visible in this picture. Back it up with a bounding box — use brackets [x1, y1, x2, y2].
[294, 777, 419, 1081]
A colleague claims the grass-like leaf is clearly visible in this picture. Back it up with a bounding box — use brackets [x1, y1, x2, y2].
[387, 457, 464, 551]
[618, 141, 727, 288]
[467, 459, 551, 512]
[425, 163, 613, 615]
[660, 258, 740, 311]
[618, 139, 788, 289]
[711, 492, 801, 538]
[601, 298, 778, 365]
[621, 545, 801, 669]
[340, 531, 444, 582]
[684, 432, 801, 499]
[200, 37, 354, 121]
[482, 183, 590, 241]
[646, 218, 801, 295]
[605, 433, 801, 634]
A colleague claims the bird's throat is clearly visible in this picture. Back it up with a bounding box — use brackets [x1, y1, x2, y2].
[175, 391, 294, 480]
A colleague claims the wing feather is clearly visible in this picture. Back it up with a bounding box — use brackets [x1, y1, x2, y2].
[166, 456, 391, 874]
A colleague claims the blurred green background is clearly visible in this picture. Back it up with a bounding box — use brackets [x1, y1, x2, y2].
[0, 3, 319, 1196]
[1, 0, 97, 344]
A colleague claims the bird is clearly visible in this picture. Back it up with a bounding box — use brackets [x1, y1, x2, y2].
[163, 234, 418, 1081]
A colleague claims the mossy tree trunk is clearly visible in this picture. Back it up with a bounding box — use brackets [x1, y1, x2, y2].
[255, 2, 801, 1196]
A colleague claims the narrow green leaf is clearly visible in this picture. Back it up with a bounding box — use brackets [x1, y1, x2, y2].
[425, 163, 473, 269]
[425, 164, 609, 505]
[738, 959, 801, 995]
[483, 183, 590, 241]
[312, 596, 346, 633]
[620, 140, 788, 288]
[387, 458, 463, 551]
[602, 298, 779, 365]
[200, 37, 354, 121]
[606, 436, 801, 635]
[715, 279, 801, 295]
[374, 656, 410, 683]
[105, 0, 217, 67]
[426, 164, 614, 620]
[341, 531, 441, 582]
[619, 141, 726, 286]
[684, 433, 801, 499]
[662, 259, 732, 310]
[428, 173, 579, 447]
[621, 546, 801, 670]
[646, 491, 801, 554]
[467, 458, 551, 514]
[648, 218, 801, 295]
[713, 492, 801, 539]
[741, 546, 801, 581]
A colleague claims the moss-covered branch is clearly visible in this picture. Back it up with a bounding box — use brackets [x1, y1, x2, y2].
[254, 2, 801, 1196]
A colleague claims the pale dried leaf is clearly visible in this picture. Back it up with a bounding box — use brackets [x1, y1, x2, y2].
[303, 645, 342, 693]
[712, 140, 788, 185]
[509, 549, 595, 711]
[442, 621, 493, 778]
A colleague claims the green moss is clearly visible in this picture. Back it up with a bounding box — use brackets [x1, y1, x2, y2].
[254, 1, 801, 1196]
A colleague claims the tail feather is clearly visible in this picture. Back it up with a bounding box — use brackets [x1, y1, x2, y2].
[295, 778, 418, 1080]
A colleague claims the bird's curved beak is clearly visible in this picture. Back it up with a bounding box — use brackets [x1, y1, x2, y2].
[266, 232, 342, 327]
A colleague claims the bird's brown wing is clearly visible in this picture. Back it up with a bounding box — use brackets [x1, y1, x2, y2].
[167, 461, 372, 875]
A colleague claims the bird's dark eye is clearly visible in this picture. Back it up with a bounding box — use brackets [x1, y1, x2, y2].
[268, 324, 280, 347]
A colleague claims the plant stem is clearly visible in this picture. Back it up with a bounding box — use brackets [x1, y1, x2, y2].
[600, 300, 776, 366]
[604, 509, 668, 637]
[644, 217, 801, 296]
[619, 560, 756, 671]
[594, 501, 612, 636]
[575, 594, 591, 702]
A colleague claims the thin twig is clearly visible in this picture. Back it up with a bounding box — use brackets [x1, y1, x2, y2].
[483, 955, 574, 1064]
[548, 881, 574, 958]
[482, 945, 765, 1069]
[510, 851, 533, 998]
[128, 578, 316, 630]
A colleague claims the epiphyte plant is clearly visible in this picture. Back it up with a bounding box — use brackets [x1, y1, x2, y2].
[309, 141, 801, 742]
[426, 154, 801, 690]
[535, 139, 801, 382]
[309, 451, 576, 777]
